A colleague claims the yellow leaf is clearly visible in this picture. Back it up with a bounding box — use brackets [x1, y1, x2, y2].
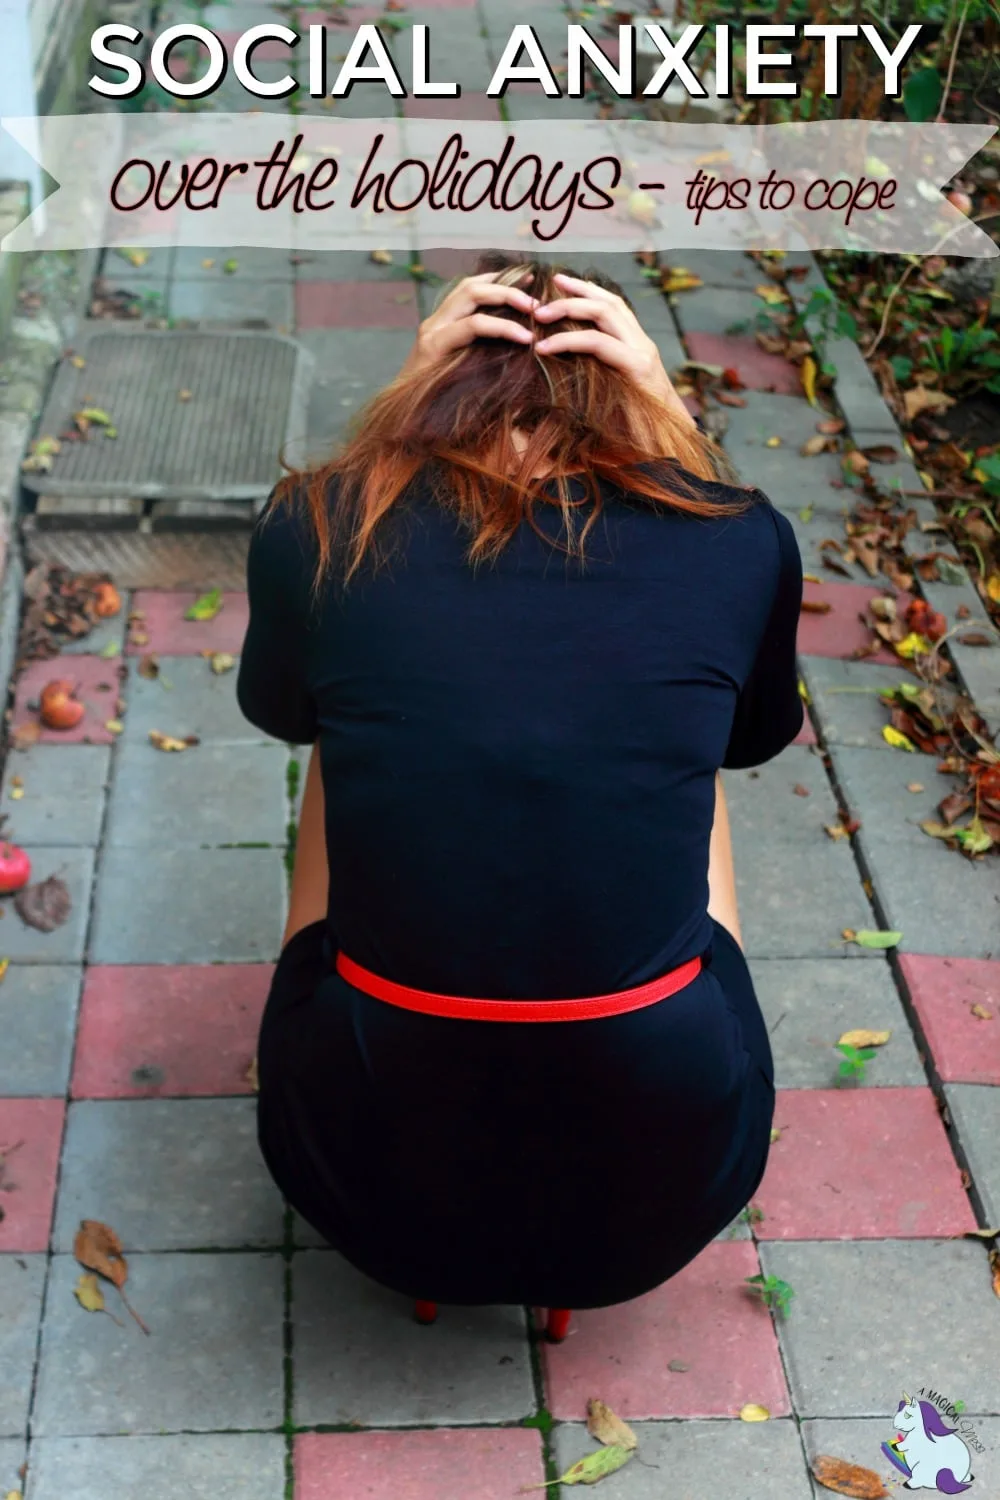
[5, 1490, 22, 1500]
[882, 725, 917, 751]
[0, 959, 8, 983]
[209, 652, 235, 675]
[894, 632, 931, 659]
[907, 782, 925, 793]
[971, 1004, 993, 1021]
[586, 1399, 638, 1451]
[770, 1126, 782, 1142]
[148, 730, 197, 753]
[104, 719, 124, 735]
[627, 189, 657, 226]
[798, 679, 810, 703]
[9, 786, 23, 800]
[986, 575, 1000, 605]
[838, 1029, 890, 1049]
[74, 1271, 106, 1312]
[201, 258, 215, 269]
[661, 269, 703, 293]
[69, 354, 86, 369]
[116, 247, 148, 267]
[370, 248, 393, 264]
[802, 355, 818, 407]
[765, 436, 782, 448]
[756, 284, 787, 306]
[740, 1403, 771, 1422]
[184, 588, 223, 621]
[803, 572, 821, 584]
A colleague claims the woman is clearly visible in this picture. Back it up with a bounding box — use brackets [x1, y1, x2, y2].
[237, 255, 803, 1313]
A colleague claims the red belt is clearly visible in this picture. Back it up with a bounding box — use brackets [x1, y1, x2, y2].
[335, 951, 703, 1022]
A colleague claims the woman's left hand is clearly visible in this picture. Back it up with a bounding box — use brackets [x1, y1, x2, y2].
[532, 272, 695, 430]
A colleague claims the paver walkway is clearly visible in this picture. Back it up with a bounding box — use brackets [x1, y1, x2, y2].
[2, 2, 1000, 1497]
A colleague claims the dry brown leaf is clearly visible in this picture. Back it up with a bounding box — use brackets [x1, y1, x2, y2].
[971, 1004, 993, 1021]
[14, 875, 71, 933]
[817, 418, 845, 435]
[10, 722, 41, 751]
[991, 1248, 1000, 1298]
[586, 1399, 638, 1451]
[811, 1454, 889, 1498]
[801, 434, 830, 457]
[907, 782, 925, 793]
[138, 653, 160, 680]
[838, 1029, 890, 1048]
[903, 385, 955, 422]
[246, 1056, 260, 1092]
[74, 1219, 150, 1334]
[801, 600, 833, 615]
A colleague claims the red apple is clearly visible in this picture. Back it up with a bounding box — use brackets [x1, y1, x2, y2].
[946, 189, 973, 216]
[0, 842, 31, 895]
[39, 679, 85, 731]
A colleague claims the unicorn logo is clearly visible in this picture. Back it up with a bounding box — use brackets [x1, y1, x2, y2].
[882, 1394, 975, 1493]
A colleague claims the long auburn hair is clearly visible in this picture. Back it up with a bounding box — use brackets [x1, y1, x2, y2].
[273, 253, 749, 585]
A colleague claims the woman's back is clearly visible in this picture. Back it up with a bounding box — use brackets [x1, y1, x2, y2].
[238, 468, 802, 1001]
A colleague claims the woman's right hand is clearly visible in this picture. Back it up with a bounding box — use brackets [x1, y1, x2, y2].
[399, 272, 539, 378]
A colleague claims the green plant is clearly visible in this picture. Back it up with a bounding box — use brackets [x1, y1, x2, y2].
[923, 323, 1000, 389]
[972, 454, 1000, 498]
[836, 1041, 878, 1082]
[793, 285, 858, 377]
[745, 1273, 795, 1318]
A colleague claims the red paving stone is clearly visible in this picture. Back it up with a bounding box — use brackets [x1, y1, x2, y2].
[900, 955, 1000, 1085]
[754, 1088, 975, 1239]
[126, 591, 249, 656]
[72, 966, 272, 1099]
[797, 580, 913, 665]
[404, 93, 500, 118]
[11, 656, 124, 746]
[0, 1098, 65, 1252]
[295, 280, 420, 330]
[684, 332, 804, 397]
[417, 248, 484, 281]
[295, 1428, 546, 1499]
[541, 1241, 789, 1420]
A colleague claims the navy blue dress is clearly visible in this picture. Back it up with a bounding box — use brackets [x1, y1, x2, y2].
[237, 467, 803, 1308]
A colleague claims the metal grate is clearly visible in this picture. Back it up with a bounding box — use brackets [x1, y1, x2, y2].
[24, 327, 311, 502]
[22, 529, 251, 590]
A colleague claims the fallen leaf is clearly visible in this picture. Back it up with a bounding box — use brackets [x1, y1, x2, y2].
[962, 1226, 1000, 1239]
[825, 823, 849, 841]
[715, 390, 748, 407]
[104, 719, 124, 735]
[138, 653, 160, 680]
[552, 1446, 634, 1486]
[149, 730, 199, 752]
[11, 721, 41, 751]
[370, 248, 393, 264]
[861, 444, 899, 464]
[793, 784, 810, 796]
[116, 247, 149, 267]
[817, 418, 845, 435]
[209, 652, 235, 675]
[770, 1126, 781, 1142]
[130, 630, 150, 647]
[906, 782, 925, 793]
[801, 434, 830, 456]
[850, 929, 902, 949]
[903, 385, 955, 422]
[991, 1248, 1000, 1298]
[74, 1218, 150, 1334]
[838, 1029, 890, 1049]
[801, 355, 818, 407]
[69, 353, 87, 369]
[957, 631, 993, 647]
[98, 640, 120, 659]
[178, 389, 192, 402]
[222, 258, 239, 274]
[971, 1004, 993, 1021]
[801, 599, 832, 614]
[0, 959, 8, 983]
[660, 268, 702, 293]
[74, 1271, 106, 1312]
[811, 1453, 889, 1498]
[765, 436, 782, 448]
[883, 725, 917, 752]
[667, 1358, 690, 1371]
[739, 1403, 771, 1422]
[586, 1399, 637, 1451]
[8, 786, 23, 801]
[184, 588, 223, 621]
[246, 1056, 259, 1091]
[987, 575, 1000, 606]
[14, 875, 71, 933]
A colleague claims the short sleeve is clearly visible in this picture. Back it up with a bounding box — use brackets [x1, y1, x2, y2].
[722, 502, 804, 770]
[236, 493, 320, 745]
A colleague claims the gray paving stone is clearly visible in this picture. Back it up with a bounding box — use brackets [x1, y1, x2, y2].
[2, 745, 110, 846]
[719, 393, 847, 507]
[300, 329, 415, 449]
[751, 957, 925, 1087]
[0, 966, 81, 1095]
[800, 657, 936, 753]
[295, 250, 418, 283]
[0, 1255, 45, 1437]
[169, 279, 294, 330]
[724, 749, 877, 960]
[650, 321, 688, 377]
[943, 1085, 1000, 1226]
[292, 1250, 534, 1426]
[105, 743, 288, 848]
[54, 1100, 284, 1252]
[25, 1433, 287, 1500]
[121, 658, 267, 746]
[672, 285, 767, 339]
[91, 845, 286, 963]
[553, 1419, 812, 1498]
[173, 248, 296, 281]
[0, 1439, 25, 1494]
[781, 500, 897, 583]
[101, 247, 174, 282]
[33, 1253, 284, 1436]
[759, 1240, 1000, 1417]
[0, 848, 95, 963]
[801, 1417, 1000, 1500]
[849, 431, 924, 500]
[828, 746, 1000, 959]
[825, 338, 899, 436]
[680, 249, 760, 290]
